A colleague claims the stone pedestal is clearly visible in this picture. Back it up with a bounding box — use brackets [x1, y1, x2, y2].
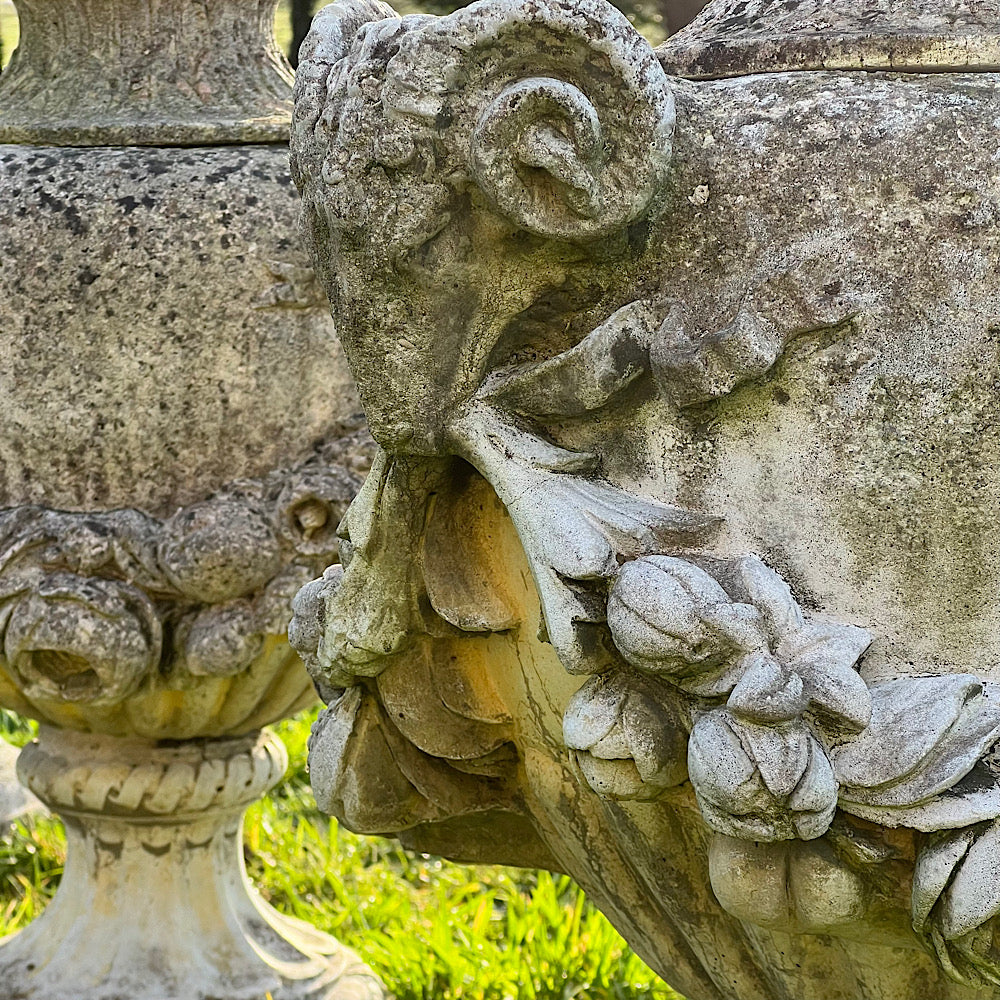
[0, 729, 381, 1000]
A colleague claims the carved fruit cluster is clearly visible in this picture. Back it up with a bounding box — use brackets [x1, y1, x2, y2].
[0, 452, 363, 708]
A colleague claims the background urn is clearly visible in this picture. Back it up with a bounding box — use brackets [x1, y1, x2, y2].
[0, 0, 386, 997]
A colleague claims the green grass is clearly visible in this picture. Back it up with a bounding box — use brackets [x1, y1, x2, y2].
[0, 709, 684, 1000]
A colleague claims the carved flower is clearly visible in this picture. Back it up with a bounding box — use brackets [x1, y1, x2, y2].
[2, 573, 161, 704]
[606, 556, 767, 694]
[179, 600, 263, 678]
[562, 672, 688, 800]
[157, 498, 282, 603]
[277, 467, 359, 559]
[688, 708, 838, 841]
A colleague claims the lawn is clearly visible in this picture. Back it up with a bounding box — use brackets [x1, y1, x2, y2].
[0, 709, 685, 1000]
[0, 2, 16, 68]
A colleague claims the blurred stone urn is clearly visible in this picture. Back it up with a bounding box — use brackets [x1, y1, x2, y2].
[0, 1, 384, 998]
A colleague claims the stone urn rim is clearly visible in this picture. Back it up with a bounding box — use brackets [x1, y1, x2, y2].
[659, 0, 1000, 78]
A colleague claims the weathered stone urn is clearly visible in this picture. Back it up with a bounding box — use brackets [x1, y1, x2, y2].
[0, 1, 384, 997]
[289, 0, 1000, 997]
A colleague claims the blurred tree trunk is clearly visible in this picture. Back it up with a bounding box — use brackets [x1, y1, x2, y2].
[289, 0, 317, 68]
[286, 0, 706, 66]
[661, 0, 706, 33]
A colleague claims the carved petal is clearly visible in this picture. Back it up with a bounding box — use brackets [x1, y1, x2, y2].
[833, 676, 1000, 810]
[621, 686, 688, 786]
[727, 653, 807, 724]
[726, 555, 803, 644]
[739, 719, 810, 799]
[779, 621, 873, 731]
[688, 710, 759, 806]
[563, 674, 627, 752]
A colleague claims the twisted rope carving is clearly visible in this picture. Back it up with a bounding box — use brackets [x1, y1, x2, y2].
[18, 727, 287, 818]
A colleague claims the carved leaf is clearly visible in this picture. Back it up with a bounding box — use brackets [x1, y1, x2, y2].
[376, 638, 512, 761]
[312, 452, 450, 686]
[915, 820, 1000, 941]
[422, 469, 520, 633]
[912, 827, 977, 933]
[308, 685, 513, 835]
[834, 677, 1000, 826]
[450, 402, 718, 674]
[485, 300, 658, 418]
[650, 304, 783, 408]
[307, 687, 436, 832]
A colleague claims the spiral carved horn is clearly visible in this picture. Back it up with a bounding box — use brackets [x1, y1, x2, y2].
[457, 0, 677, 242]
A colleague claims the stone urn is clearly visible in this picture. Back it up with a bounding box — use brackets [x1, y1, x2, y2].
[288, 0, 1000, 998]
[0, 1, 384, 998]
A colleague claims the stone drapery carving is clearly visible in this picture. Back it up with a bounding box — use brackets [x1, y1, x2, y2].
[291, 0, 1000, 997]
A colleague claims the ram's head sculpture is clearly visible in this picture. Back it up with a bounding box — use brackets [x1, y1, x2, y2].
[290, 1, 1000, 997]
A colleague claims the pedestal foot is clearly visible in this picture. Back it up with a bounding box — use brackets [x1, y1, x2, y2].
[0, 727, 386, 1000]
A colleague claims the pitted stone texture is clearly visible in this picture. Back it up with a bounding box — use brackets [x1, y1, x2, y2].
[659, 0, 1000, 77]
[0, 144, 359, 515]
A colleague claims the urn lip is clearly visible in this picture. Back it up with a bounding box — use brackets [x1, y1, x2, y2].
[659, 0, 1000, 79]
[0, 116, 293, 147]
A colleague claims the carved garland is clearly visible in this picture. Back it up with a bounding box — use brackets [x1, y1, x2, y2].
[294, 304, 1000, 987]
[0, 424, 371, 709]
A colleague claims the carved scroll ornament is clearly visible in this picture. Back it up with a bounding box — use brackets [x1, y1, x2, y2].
[291, 0, 1000, 995]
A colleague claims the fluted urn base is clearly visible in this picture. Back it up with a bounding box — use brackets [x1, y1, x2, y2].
[0, 727, 385, 1000]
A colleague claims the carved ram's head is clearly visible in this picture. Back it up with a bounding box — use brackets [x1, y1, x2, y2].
[291, 0, 675, 454]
